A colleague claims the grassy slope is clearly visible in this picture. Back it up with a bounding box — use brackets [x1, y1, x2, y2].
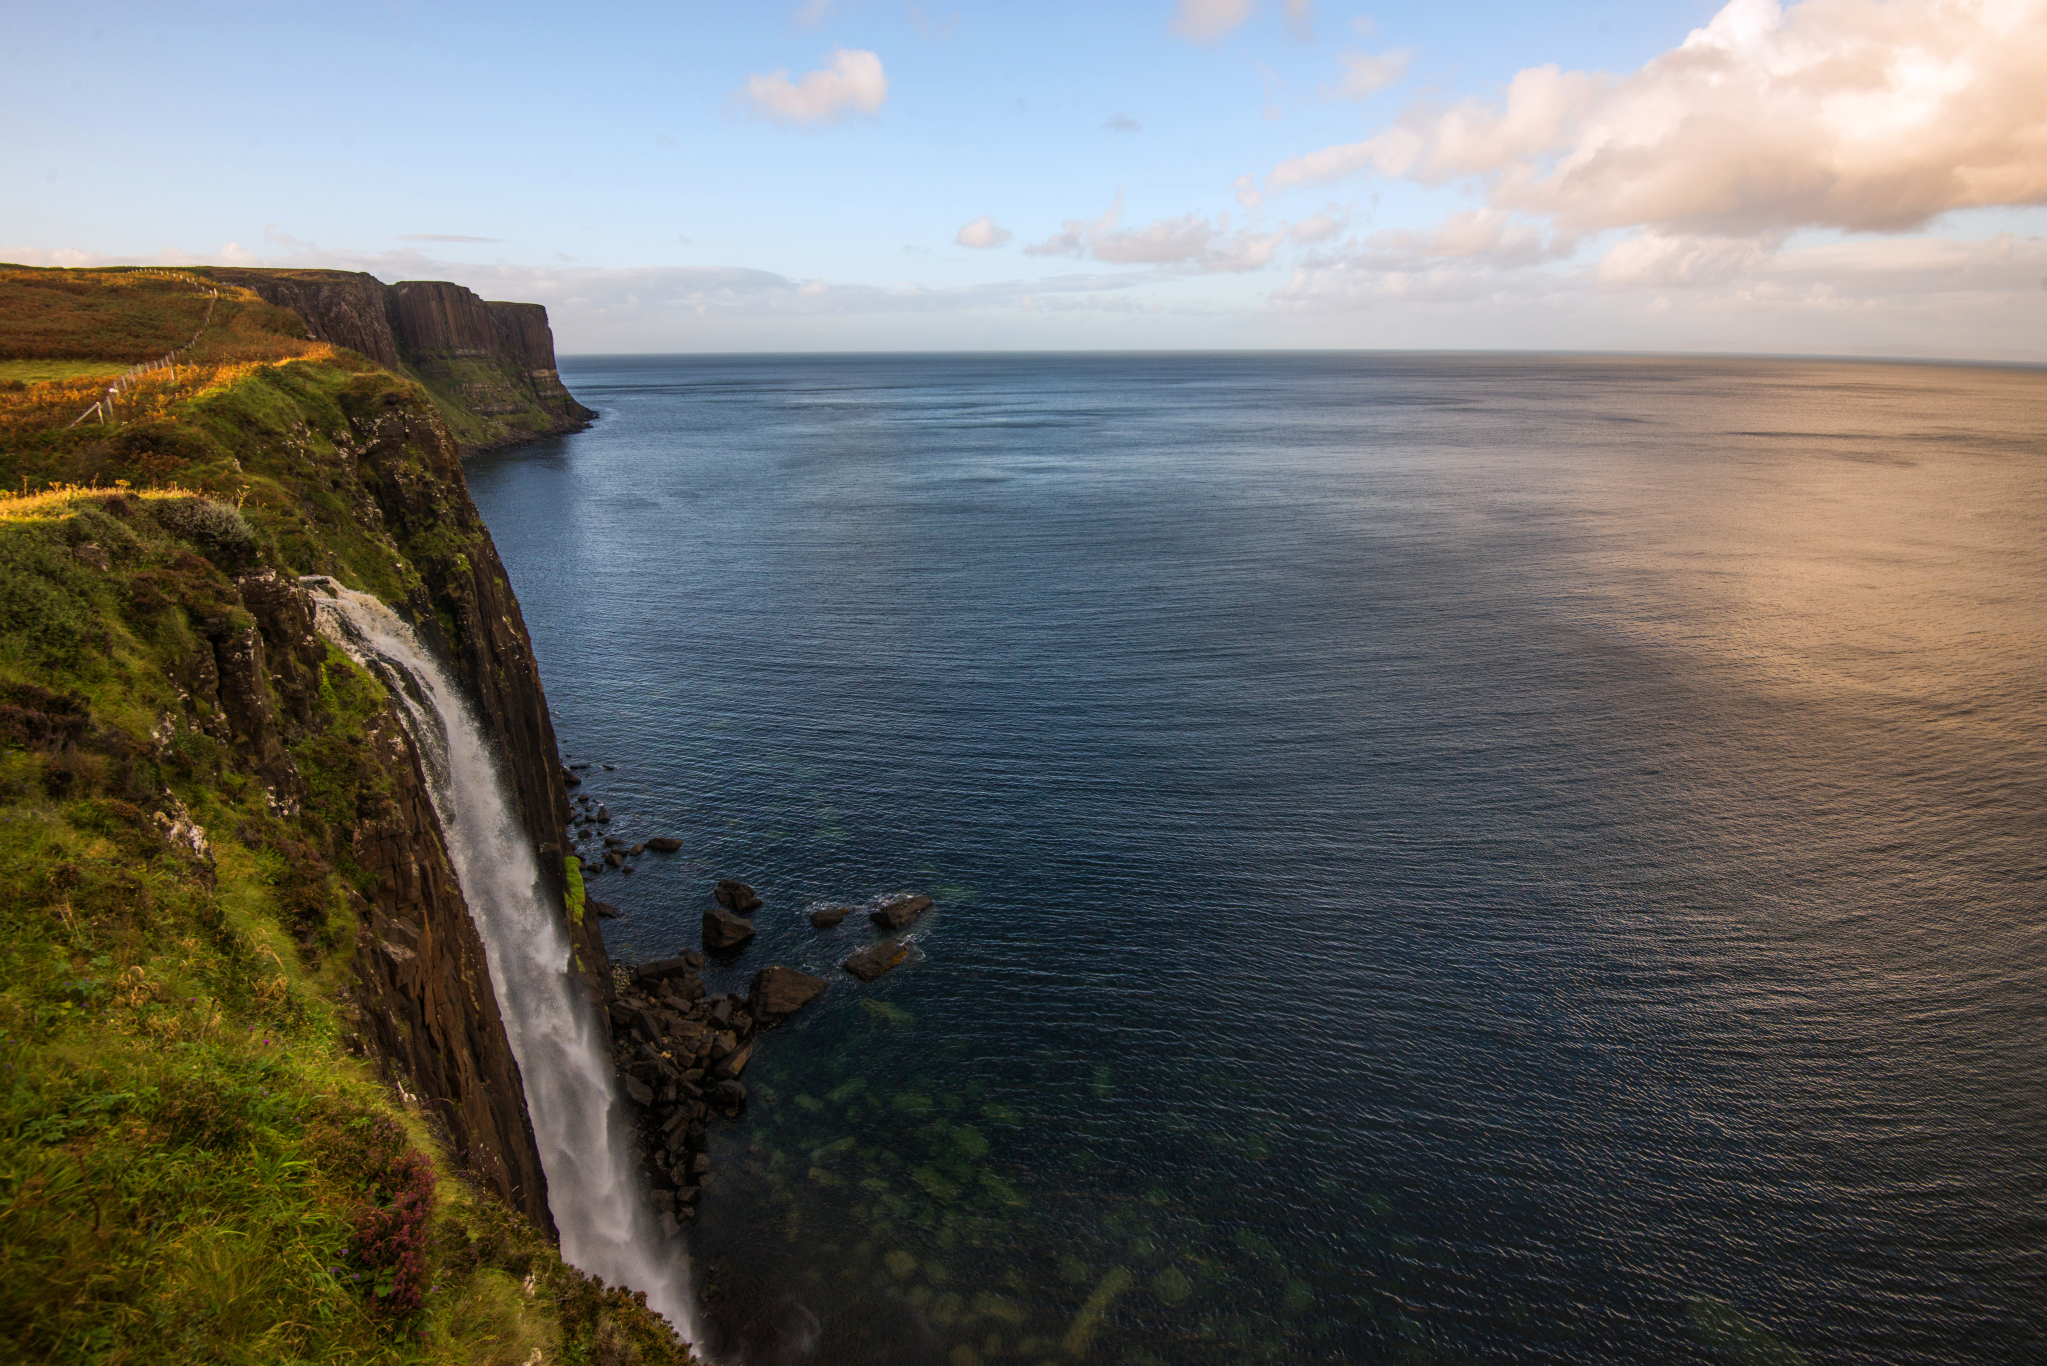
[0, 270, 692, 1364]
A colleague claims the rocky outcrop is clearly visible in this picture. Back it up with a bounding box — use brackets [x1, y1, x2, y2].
[210, 268, 595, 453]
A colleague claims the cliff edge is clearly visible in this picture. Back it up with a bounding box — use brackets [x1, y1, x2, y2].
[210, 268, 596, 454]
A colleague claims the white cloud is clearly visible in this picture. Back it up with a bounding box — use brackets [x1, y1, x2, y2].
[1324, 48, 1411, 100]
[955, 215, 1013, 249]
[1172, 0, 1255, 43]
[1234, 174, 1264, 211]
[792, 0, 835, 29]
[1284, 0, 1315, 40]
[1025, 193, 1287, 273]
[1269, 0, 2047, 236]
[738, 49, 888, 126]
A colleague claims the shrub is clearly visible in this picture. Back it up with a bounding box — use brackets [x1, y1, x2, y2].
[151, 497, 254, 557]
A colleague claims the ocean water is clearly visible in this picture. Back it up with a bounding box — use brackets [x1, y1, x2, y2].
[464, 354, 2047, 1366]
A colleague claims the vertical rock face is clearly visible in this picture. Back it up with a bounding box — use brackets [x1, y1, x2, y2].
[391, 281, 501, 356]
[348, 704, 554, 1232]
[212, 269, 595, 451]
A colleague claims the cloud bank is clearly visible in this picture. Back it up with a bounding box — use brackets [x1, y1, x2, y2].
[1270, 0, 2047, 236]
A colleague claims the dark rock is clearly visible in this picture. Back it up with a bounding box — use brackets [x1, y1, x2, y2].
[591, 900, 622, 919]
[702, 907, 756, 951]
[709, 997, 734, 1026]
[717, 1042, 755, 1079]
[563, 767, 581, 786]
[870, 894, 934, 930]
[714, 879, 762, 913]
[810, 905, 853, 929]
[604, 851, 623, 868]
[645, 837, 683, 853]
[596, 806, 611, 823]
[634, 952, 704, 983]
[713, 1079, 746, 1108]
[629, 843, 646, 856]
[750, 965, 827, 1020]
[622, 1075, 655, 1107]
[603, 764, 615, 771]
[844, 940, 911, 982]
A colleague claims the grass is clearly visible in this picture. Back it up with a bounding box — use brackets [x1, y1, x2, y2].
[0, 272, 697, 1363]
[0, 360, 129, 385]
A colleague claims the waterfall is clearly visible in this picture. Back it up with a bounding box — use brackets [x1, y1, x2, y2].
[304, 577, 698, 1341]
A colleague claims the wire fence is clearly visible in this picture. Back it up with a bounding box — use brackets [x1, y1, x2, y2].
[65, 271, 220, 429]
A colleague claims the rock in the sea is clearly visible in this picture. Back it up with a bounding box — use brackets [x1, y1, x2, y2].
[714, 879, 763, 913]
[714, 1079, 746, 1109]
[749, 965, 827, 1020]
[645, 837, 683, 853]
[563, 767, 581, 786]
[870, 894, 934, 930]
[591, 899, 622, 919]
[843, 940, 911, 982]
[635, 951, 704, 983]
[596, 805, 611, 823]
[703, 907, 757, 951]
[716, 1042, 754, 1079]
[810, 905, 853, 929]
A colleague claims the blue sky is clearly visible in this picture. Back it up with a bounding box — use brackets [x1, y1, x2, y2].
[6, 1, 2044, 357]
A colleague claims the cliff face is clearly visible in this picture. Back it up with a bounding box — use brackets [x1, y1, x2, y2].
[338, 384, 609, 985]
[0, 269, 699, 1361]
[211, 268, 596, 454]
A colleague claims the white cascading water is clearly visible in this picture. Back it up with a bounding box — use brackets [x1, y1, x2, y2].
[304, 577, 699, 1342]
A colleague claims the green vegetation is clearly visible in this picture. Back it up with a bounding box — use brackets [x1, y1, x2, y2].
[0, 268, 693, 1364]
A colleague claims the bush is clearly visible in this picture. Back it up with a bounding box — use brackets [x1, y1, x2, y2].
[151, 497, 254, 557]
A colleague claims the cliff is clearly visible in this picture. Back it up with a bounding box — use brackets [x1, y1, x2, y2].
[209, 268, 597, 454]
[0, 268, 681, 1363]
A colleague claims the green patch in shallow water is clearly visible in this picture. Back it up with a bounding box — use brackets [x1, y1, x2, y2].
[1150, 1266, 1193, 1306]
[980, 1101, 1022, 1126]
[861, 999, 914, 1028]
[892, 1091, 935, 1115]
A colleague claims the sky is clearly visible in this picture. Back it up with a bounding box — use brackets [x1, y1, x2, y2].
[5, 0, 2044, 358]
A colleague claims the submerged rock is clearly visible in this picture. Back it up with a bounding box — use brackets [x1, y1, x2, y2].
[810, 905, 852, 928]
[749, 965, 827, 1020]
[591, 899, 622, 919]
[645, 837, 683, 853]
[703, 907, 757, 951]
[870, 893, 933, 930]
[714, 878, 763, 913]
[844, 940, 911, 982]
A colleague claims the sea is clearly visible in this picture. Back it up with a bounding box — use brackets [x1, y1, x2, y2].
[464, 353, 2046, 1366]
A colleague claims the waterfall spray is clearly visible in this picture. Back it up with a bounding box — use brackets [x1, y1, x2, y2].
[305, 577, 699, 1341]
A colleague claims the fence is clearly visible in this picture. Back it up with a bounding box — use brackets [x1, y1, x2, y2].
[65, 271, 221, 429]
